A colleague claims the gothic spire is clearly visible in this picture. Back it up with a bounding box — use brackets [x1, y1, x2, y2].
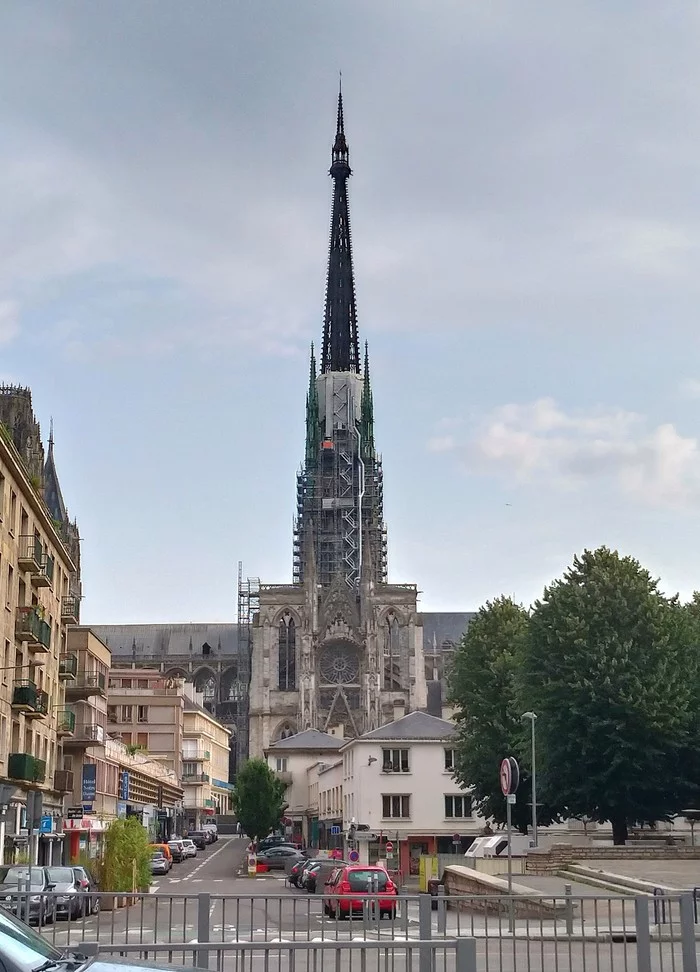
[321, 85, 360, 374]
[360, 341, 375, 457]
[305, 343, 320, 463]
[44, 420, 68, 523]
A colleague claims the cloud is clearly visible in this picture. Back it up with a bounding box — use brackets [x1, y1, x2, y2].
[679, 379, 700, 400]
[0, 300, 19, 345]
[435, 397, 700, 509]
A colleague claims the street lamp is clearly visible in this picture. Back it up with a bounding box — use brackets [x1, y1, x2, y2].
[521, 712, 538, 847]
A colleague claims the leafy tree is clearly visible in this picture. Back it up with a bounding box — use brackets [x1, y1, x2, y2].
[232, 758, 287, 839]
[520, 547, 697, 844]
[102, 817, 151, 892]
[448, 596, 551, 832]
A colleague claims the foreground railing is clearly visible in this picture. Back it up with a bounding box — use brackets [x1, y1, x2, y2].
[1, 890, 697, 972]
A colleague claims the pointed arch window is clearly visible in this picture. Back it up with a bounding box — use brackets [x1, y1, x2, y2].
[279, 615, 296, 690]
[383, 614, 402, 691]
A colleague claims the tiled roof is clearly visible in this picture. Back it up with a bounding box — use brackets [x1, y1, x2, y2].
[266, 728, 344, 752]
[355, 710, 457, 742]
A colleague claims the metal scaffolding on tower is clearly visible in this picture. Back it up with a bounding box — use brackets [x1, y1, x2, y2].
[235, 562, 259, 772]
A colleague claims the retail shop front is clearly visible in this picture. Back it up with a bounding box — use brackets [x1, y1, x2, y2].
[62, 815, 108, 861]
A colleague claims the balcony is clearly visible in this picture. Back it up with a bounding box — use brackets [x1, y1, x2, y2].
[17, 535, 43, 573]
[15, 607, 51, 654]
[183, 750, 211, 762]
[56, 709, 75, 736]
[58, 654, 78, 681]
[276, 771, 293, 786]
[60, 596, 80, 626]
[11, 682, 48, 719]
[64, 672, 107, 701]
[8, 753, 46, 785]
[182, 773, 210, 784]
[54, 769, 74, 793]
[34, 553, 54, 589]
[61, 723, 105, 749]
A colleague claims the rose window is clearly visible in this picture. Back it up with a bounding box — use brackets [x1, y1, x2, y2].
[320, 644, 360, 684]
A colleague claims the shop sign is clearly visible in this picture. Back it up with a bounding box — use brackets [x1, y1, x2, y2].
[81, 764, 97, 803]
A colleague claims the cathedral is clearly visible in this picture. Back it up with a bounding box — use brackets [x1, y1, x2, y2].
[248, 92, 430, 755]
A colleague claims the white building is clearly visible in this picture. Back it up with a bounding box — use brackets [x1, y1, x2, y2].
[340, 711, 484, 877]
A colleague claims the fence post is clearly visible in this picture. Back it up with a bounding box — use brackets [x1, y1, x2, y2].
[679, 894, 698, 972]
[437, 884, 447, 936]
[455, 937, 477, 972]
[196, 892, 211, 970]
[634, 896, 652, 972]
[419, 893, 433, 972]
[564, 883, 574, 936]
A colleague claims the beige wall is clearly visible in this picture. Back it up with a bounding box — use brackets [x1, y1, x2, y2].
[107, 668, 184, 777]
[182, 706, 231, 814]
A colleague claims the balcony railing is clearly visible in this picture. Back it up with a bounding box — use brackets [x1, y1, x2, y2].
[35, 553, 54, 588]
[182, 773, 210, 784]
[60, 595, 80, 625]
[15, 607, 51, 652]
[54, 769, 74, 793]
[182, 750, 211, 762]
[64, 672, 106, 698]
[18, 535, 43, 572]
[8, 753, 46, 784]
[56, 709, 75, 735]
[63, 723, 105, 746]
[58, 654, 78, 680]
[11, 682, 48, 718]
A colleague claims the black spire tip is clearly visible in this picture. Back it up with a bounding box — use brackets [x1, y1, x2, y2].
[331, 80, 350, 175]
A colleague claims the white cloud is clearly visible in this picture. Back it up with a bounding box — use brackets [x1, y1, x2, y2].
[436, 397, 700, 509]
[0, 300, 19, 346]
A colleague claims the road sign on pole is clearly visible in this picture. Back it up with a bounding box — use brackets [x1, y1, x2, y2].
[500, 755, 520, 934]
[385, 841, 393, 853]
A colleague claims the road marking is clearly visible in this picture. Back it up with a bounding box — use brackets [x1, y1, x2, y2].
[186, 838, 229, 879]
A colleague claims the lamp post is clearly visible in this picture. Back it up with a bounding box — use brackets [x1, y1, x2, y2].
[521, 712, 538, 847]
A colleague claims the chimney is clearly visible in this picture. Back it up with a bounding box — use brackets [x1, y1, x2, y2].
[441, 704, 454, 722]
[392, 699, 406, 722]
[329, 724, 344, 739]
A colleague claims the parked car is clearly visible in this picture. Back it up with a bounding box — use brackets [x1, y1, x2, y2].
[72, 865, 99, 914]
[257, 834, 302, 852]
[202, 824, 218, 842]
[256, 846, 304, 870]
[289, 858, 313, 887]
[151, 853, 171, 876]
[294, 858, 328, 889]
[181, 839, 198, 858]
[167, 840, 186, 863]
[186, 831, 209, 850]
[323, 865, 397, 918]
[0, 866, 52, 926]
[304, 860, 347, 894]
[45, 867, 91, 920]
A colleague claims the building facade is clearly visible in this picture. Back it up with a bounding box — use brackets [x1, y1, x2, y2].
[182, 698, 232, 827]
[0, 388, 80, 864]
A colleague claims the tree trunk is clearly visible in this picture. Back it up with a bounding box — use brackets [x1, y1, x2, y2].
[611, 814, 628, 845]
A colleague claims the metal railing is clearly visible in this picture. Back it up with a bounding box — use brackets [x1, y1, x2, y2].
[1, 889, 694, 972]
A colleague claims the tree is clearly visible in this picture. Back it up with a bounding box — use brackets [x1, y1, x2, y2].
[102, 817, 152, 892]
[520, 547, 697, 844]
[448, 596, 551, 831]
[232, 758, 287, 839]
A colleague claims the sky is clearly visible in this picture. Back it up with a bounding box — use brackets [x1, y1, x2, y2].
[3, 1, 700, 622]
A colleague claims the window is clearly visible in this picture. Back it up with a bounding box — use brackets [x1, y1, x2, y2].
[137, 679, 148, 689]
[444, 795, 472, 819]
[121, 732, 132, 745]
[137, 706, 148, 723]
[383, 613, 402, 690]
[137, 732, 148, 749]
[121, 706, 132, 722]
[278, 614, 296, 690]
[444, 749, 456, 771]
[107, 706, 118, 722]
[9, 491, 16, 535]
[202, 642, 211, 656]
[382, 795, 410, 819]
[0, 472, 4, 520]
[382, 748, 409, 773]
[183, 761, 198, 776]
[121, 679, 132, 689]
[275, 758, 288, 772]
[6, 565, 13, 606]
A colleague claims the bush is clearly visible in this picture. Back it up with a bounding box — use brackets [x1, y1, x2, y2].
[101, 818, 151, 892]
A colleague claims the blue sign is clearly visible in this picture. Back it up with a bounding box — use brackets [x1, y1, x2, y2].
[81, 764, 97, 803]
[40, 815, 52, 834]
[119, 771, 129, 801]
[330, 825, 341, 836]
[117, 802, 127, 819]
[349, 850, 359, 862]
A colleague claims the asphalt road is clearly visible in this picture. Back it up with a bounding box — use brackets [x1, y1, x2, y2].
[34, 838, 685, 972]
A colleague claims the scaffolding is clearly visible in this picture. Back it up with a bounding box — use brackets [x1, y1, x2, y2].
[234, 563, 259, 772]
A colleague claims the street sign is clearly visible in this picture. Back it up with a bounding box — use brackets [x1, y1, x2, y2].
[500, 757, 519, 796]
[40, 815, 52, 834]
[330, 825, 341, 836]
[81, 764, 97, 803]
[67, 807, 84, 820]
[385, 841, 393, 852]
[349, 850, 359, 862]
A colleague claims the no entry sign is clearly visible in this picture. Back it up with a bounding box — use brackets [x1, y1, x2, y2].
[500, 757, 520, 796]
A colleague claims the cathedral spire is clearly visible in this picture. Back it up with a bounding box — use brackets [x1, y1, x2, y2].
[305, 343, 319, 463]
[321, 84, 360, 375]
[360, 341, 375, 457]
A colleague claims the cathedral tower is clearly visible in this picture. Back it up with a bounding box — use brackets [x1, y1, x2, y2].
[248, 91, 426, 756]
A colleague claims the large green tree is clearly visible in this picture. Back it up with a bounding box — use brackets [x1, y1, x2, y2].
[232, 758, 287, 840]
[448, 596, 551, 832]
[520, 547, 697, 844]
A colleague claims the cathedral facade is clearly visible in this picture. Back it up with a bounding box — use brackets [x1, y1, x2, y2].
[248, 94, 428, 756]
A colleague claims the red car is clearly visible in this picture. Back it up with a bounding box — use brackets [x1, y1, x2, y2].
[323, 864, 398, 919]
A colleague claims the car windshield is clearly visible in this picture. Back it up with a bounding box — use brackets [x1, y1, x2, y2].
[0, 900, 61, 970]
[152, 854, 165, 862]
[347, 870, 389, 892]
[0, 867, 45, 890]
[46, 868, 75, 884]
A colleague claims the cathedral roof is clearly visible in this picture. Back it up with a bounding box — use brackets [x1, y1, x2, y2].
[266, 728, 344, 752]
[420, 612, 475, 650]
[357, 710, 456, 742]
[92, 623, 240, 658]
[43, 426, 68, 524]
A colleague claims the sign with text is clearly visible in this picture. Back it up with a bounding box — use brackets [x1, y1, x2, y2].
[119, 771, 129, 801]
[81, 764, 97, 803]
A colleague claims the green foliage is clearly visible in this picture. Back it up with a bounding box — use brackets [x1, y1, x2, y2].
[520, 547, 698, 844]
[448, 596, 552, 831]
[232, 758, 287, 839]
[101, 817, 152, 892]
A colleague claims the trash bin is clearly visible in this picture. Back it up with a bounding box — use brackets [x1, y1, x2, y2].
[427, 879, 440, 909]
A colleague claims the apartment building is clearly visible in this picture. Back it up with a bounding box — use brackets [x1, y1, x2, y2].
[107, 668, 230, 829]
[0, 410, 77, 865]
